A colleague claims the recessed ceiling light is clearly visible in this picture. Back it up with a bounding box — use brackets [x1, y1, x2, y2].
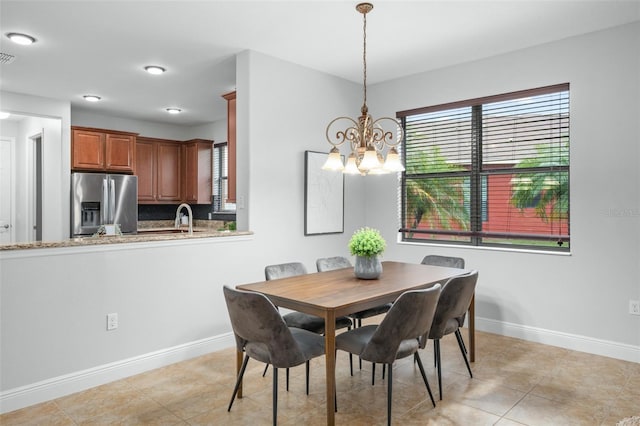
[83, 95, 102, 102]
[6, 32, 36, 45]
[144, 65, 166, 75]
[0, 112, 10, 119]
[166, 108, 182, 114]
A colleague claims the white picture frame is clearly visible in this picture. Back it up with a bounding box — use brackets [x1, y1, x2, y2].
[304, 151, 344, 235]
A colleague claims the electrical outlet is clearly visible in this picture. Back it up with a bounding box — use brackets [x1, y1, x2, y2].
[107, 313, 118, 330]
[630, 300, 640, 316]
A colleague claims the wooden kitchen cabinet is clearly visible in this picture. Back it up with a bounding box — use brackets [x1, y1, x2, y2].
[183, 139, 213, 204]
[72, 127, 136, 173]
[135, 137, 182, 204]
[135, 139, 156, 202]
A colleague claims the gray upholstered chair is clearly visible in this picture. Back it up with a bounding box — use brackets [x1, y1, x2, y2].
[223, 286, 325, 426]
[336, 284, 442, 426]
[420, 254, 465, 270]
[263, 262, 352, 388]
[420, 255, 468, 350]
[265, 262, 353, 334]
[425, 270, 478, 400]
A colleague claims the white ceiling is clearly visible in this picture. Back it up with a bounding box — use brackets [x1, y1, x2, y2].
[1, 0, 638, 126]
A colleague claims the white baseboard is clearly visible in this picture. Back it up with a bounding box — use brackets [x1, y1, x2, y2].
[0, 332, 235, 415]
[476, 317, 640, 363]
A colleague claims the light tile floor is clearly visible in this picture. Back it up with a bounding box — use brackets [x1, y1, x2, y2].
[2, 327, 639, 425]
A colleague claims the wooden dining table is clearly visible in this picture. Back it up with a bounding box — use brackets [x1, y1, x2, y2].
[236, 260, 472, 425]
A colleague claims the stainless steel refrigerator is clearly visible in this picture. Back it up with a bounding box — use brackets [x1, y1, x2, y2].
[71, 173, 138, 236]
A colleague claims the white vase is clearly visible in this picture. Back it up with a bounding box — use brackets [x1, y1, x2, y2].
[354, 255, 383, 280]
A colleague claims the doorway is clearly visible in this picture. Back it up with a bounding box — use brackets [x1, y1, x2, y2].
[0, 137, 16, 244]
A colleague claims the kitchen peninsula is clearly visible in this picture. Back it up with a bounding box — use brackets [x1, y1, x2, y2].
[0, 221, 250, 251]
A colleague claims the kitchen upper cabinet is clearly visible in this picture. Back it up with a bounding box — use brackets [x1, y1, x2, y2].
[72, 127, 136, 173]
[135, 137, 182, 204]
[135, 139, 156, 202]
[183, 139, 213, 204]
[157, 142, 182, 201]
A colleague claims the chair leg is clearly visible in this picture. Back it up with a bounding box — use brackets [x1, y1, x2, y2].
[414, 352, 436, 407]
[382, 364, 386, 380]
[262, 363, 269, 377]
[286, 368, 289, 391]
[305, 361, 310, 395]
[455, 329, 473, 378]
[349, 353, 353, 376]
[458, 328, 468, 354]
[228, 354, 250, 411]
[386, 363, 393, 426]
[434, 339, 442, 400]
[272, 367, 278, 426]
[372, 362, 376, 386]
[433, 339, 437, 368]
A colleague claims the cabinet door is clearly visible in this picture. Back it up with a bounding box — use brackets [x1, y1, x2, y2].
[183, 141, 212, 204]
[156, 142, 182, 201]
[135, 141, 156, 202]
[183, 143, 198, 203]
[72, 129, 104, 170]
[105, 134, 135, 172]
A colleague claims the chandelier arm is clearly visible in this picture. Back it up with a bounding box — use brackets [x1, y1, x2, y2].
[370, 117, 405, 148]
[326, 116, 361, 148]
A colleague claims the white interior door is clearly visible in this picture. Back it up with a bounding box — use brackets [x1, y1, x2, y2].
[0, 137, 15, 244]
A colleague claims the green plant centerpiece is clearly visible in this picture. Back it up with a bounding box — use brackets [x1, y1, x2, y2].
[349, 227, 386, 279]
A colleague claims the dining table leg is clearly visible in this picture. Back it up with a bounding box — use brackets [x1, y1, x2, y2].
[469, 294, 475, 362]
[324, 310, 336, 426]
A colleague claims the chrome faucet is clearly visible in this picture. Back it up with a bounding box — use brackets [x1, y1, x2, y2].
[174, 203, 193, 235]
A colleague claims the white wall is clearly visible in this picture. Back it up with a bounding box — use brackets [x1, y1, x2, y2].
[367, 22, 640, 355]
[238, 49, 366, 242]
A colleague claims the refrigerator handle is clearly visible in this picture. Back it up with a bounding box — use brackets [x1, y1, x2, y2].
[102, 178, 109, 225]
[109, 178, 116, 223]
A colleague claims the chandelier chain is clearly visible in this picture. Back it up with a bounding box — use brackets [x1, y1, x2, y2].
[362, 10, 367, 108]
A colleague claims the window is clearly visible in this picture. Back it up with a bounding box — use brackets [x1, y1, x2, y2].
[213, 142, 236, 212]
[399, 83, 569, 251]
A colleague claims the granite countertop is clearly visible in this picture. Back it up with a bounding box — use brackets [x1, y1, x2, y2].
[0, 220, 250, 251]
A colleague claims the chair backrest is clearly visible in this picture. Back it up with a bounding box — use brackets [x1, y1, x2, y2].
[421, 255, 465, 269]
[316, 256, 352, 272]
[223, 286, 308, 367]
[359, 284, 441, 364]
[428, 270, 478, 341]
[265, 262, 307, 280]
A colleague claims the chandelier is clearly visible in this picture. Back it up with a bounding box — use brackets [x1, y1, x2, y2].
[323, 2, 405, 175]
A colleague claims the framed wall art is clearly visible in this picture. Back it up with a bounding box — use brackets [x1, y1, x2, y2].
[304, 150, 344, 235]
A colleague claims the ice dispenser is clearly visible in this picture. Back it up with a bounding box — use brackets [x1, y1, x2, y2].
[81, 202, 101, 227]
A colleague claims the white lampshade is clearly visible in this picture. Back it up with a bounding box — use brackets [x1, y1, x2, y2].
[382, 147, 405, 172]
[369, 152, 391, 175]
[343, 153, 361, 175]
[359, 146, 382, 171]
[322, 148, 344, 171]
